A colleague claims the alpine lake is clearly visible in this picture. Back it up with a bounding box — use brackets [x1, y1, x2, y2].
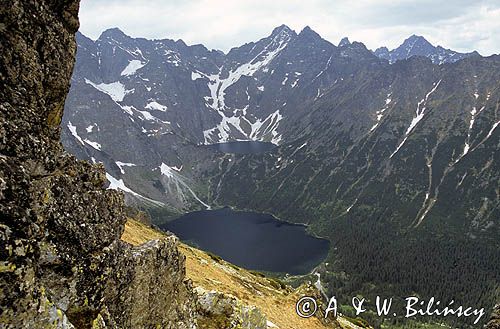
[162, 141, 329, 275]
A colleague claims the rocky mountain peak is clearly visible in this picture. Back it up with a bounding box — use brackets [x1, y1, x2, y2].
[271, 24, 295, 37]
[405, 34, 431, 43]
[401, 34, 434, 51]
[374, 46, 389, 55]
[338, 36, 351, 47]
[99, 27, 129, 40]
[298, 25, 323, 40]
[375, 34, 477, 64]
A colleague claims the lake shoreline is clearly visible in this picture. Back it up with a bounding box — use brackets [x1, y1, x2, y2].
[161, 206, 330, 275]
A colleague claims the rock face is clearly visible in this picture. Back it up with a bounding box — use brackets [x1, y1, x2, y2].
[104, 238, 197, 329]
[195, 288, 266, 329]
[0, 1, 197, 327]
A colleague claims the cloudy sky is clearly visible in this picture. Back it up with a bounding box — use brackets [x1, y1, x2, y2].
[79, 0, 500, 55]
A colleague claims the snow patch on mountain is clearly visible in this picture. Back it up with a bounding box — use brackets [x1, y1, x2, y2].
[138, 110, 156, 121]
[202, 109, 283, 145]
[160, 162, 176, 179]
[391, 80, 441, 158]
[67, 121, 84, 145]
[121, 59, 146, 76]
[145, 101, 168, 112]
[85, 79, 132, 102]
[313, 54, 333, 80]
[137, 109, 170, 124]
[191, 71, 204, 80]
[106, 172, 164, 206]
[159, 163, 210, 208]
[455, 102, 487, 163]
[487, 120, 499, 139]
[207, 31, 289, 113]
[107, 173, 140, 195]
[164, 50, 181, 66]
[116, 161, 136, 174]
[210, 115, 246, 141]
[371, 94, 392, 131]
[201, 29, 290, 144]
[84, 139, 101, 150]
[121, 105, 135, 116]
[249, 109, 283, 144]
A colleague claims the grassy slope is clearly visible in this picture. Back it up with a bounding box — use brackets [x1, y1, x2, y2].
[121, 218, 361, 329]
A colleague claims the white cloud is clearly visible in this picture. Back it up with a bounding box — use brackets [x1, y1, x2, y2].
[79, 0, 500, 55]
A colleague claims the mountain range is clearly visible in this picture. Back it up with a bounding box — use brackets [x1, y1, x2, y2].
[61, 25, 499, 327]
[374, 34, 479, 64]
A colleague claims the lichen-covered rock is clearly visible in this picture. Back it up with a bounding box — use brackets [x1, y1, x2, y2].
[104, 237, 198, 329]
[195, 287, 267, 329]
[0, 1, 197, 328]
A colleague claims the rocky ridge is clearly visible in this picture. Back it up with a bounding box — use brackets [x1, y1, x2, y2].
[374, 34, 479, 64]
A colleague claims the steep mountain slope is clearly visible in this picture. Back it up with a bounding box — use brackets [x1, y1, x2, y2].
[374, 35, 479, 64]
[211, 56, 500, 327]
[214, 56, 499, 235]
[122, 218, 346, 329]
[62, 25, 382, 210]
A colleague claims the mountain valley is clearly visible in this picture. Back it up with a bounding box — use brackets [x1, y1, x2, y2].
[61, 25, 500, 328]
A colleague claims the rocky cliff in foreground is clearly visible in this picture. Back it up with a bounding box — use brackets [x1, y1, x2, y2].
[0, 1, 199, 327]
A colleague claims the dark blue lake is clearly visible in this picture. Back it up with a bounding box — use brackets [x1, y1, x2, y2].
[161, 207, 329, 275]
[205, 141, 276, 154]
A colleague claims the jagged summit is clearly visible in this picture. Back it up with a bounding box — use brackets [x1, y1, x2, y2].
[401, 34, 434, 50]
[298, 25, 322, 39]
[271, 24, 294, 36]
[99, 27, 129, 40]
[405, 34, 430, 42]
[374, 34, 477, 64]
[374, 46, 389, 56]
[338, 37, 351, 47]
[339, 40, 377, 61]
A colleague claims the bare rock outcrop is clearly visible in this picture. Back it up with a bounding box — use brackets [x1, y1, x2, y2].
[0, 1, 197, 327]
